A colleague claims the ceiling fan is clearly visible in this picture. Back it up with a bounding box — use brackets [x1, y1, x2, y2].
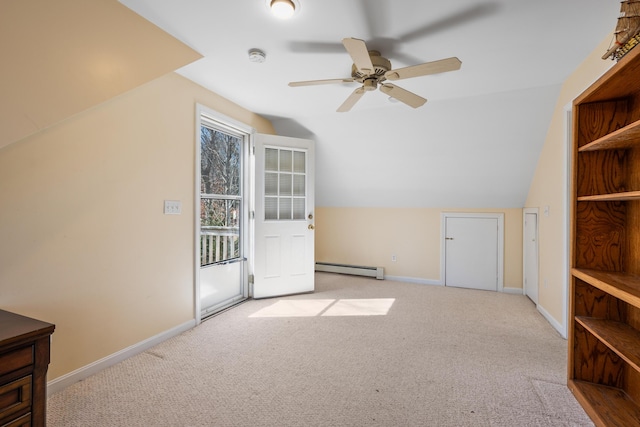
[288, 37, 462, 112]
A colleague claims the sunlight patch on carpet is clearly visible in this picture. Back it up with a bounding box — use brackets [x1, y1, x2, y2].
[248, 299, 335, 317]
[322, 298, 395, 316]
[531, 378, 593, 423]
[249, 299, 395, 318]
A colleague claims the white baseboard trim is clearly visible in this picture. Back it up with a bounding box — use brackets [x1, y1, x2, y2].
[47, 319, 196, 395]
[502, 287, 524, 295]
[384, 275, 443, 286]
[537, 304, 566, 339]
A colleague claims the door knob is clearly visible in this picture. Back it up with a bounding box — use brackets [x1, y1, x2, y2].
[308, 224, 315, 230]
[445, 237, 454, 240]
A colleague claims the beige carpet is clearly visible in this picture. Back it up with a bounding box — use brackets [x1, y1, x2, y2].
[47, 273, 593, 426]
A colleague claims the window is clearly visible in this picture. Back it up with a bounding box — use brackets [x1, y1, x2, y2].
[264, 147, 306, 220]
[200, 121, 243, 266]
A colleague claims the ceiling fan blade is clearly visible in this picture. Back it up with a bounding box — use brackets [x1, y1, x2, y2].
[287, 41, 345, 54]
[342, 38, 374, 75]
[385, 57, 462, 81]
[289, 78, 355, 87]
[358, 0, 389, 39]
[380, 83, 426, 108]
[398, 4, 499, 43]
[337, 87, 366, 112]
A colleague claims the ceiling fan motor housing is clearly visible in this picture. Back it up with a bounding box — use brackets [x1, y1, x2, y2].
[362, 78, 377, 91]
[351, 50, 391, 81]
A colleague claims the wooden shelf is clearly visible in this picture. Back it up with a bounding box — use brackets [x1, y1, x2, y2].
[576, 191, 640, 201]
[568, 380, 640, 426]
[576, 316, 640, 371]
[570, 38, 640, 425]
[575, 44, 640, 104]
[579, 119, 640, 151]
[572, 268, 640, 308]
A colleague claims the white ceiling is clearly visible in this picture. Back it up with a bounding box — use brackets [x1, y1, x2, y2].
[120, 0, 618, 207]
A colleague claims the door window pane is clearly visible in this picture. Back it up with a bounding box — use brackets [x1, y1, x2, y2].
[265, 173, 278, 196]
[280, 150, 292, 172]
[293, 175, 305, 196]
[265, 148, 278, 171]
[201, 127, 241, 196]
[265, 197, 278, 220]
[200, 199, 240, 263]
[293, 151, 305, 173]
[264, 148, 307, 221]
[201, 199, 239, 228]
[279, 174, 292, 196]
[279, 198, 292, 220]
[200, 124, 243, 266]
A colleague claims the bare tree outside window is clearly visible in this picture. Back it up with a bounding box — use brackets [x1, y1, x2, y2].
[200, 126, 242, 265]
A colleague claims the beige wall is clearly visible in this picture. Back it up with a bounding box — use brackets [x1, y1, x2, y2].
[0, 23, 614, 385]
[525, 35, 614, 325]
[316, 207, 523, 289]
[0, 72, 274, 379]
[0, 0, 202, 149]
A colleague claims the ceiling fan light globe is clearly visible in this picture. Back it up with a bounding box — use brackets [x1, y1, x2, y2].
[270, 0, 295, 19]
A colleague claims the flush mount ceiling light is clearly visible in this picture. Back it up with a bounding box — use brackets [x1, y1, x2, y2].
[267, 0, 300, 19]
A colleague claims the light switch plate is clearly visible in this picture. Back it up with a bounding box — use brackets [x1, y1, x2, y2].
[164, 200, 181, 215]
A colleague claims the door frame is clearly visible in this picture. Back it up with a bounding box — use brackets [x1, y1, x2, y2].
[560, 101, 573, 339]
[440, 212, 504, 291]
[523, 208, 539, 303]
[194, 104, 254, 324]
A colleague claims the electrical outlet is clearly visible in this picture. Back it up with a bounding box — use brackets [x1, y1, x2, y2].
[391, 255, 397, 262]
[164, 200, 181, 215]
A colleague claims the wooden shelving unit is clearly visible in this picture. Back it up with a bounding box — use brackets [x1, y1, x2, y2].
[569, 45, 640, 426]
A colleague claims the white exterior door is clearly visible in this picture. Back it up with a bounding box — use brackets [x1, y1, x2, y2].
[253, 134, 315, 299]
[443, 214, 503, 291]
[524, 211, 539, 304]
[196, 108, 250, 320]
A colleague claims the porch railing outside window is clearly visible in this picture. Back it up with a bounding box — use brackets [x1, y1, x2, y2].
[200, 123, 242, 267]
[200, 226, 239, 265]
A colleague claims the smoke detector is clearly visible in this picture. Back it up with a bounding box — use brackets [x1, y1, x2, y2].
[248, 49, 266, 63]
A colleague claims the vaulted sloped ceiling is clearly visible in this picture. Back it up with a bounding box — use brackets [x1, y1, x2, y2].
[0, 0, 202, 150]
[119, 0, 618, 208]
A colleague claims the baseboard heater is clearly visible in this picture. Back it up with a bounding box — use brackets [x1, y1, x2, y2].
[315, 262, 384, 280]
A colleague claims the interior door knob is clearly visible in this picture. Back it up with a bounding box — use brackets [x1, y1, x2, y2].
[308, 224, 315, 230]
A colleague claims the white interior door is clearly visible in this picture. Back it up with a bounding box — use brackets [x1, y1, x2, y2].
[524, 211, 539, 304]
[253, 134, 315, 299]
[444, 214, 502, 291]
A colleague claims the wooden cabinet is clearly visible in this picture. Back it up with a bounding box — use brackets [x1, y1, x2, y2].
[0, 310, 55, 427]
[569, 45, 640, 426]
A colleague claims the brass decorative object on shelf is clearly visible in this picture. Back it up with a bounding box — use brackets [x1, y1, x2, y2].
[603, 1, 640, 60]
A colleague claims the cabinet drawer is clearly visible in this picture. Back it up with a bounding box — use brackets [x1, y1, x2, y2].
[0, 376, 31, 422]
[1, 412, 30, 427]
[0, 347, 33, 377]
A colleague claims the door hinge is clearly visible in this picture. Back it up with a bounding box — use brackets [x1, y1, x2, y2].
[248, 274, 254, 284]
[250, 211, 255, 220]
